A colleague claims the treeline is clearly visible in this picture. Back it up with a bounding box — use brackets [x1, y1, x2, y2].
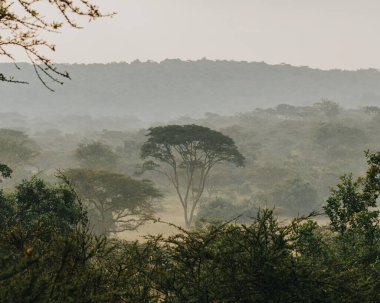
[2, 102, 380, 222]
[2, 60, 380, 120]
[1, 151, 380, 302]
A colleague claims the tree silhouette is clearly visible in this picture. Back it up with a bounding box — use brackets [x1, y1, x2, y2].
[141, 124, 245, 228]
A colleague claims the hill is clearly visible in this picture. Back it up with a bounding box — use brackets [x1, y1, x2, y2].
[1, 60, 380, 122]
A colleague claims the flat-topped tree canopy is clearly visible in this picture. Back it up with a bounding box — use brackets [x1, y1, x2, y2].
[141, 124, 245, 168]
[141, 124, 245, 228]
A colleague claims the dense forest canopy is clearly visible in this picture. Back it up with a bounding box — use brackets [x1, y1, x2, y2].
[1, 151, 380, 301]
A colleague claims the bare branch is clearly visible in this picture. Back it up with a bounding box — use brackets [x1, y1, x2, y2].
[0, 0, 113, 89]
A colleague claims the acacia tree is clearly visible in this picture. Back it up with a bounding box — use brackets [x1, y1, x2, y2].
[0, 0, 108, 88]
[65, 168, 162, 235]
[141, 124, 245, 228]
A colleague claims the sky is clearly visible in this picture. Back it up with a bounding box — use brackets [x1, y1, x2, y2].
[7, 0, 380, 70]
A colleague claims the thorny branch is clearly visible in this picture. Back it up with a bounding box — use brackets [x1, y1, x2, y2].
[0, 0, 111, 90]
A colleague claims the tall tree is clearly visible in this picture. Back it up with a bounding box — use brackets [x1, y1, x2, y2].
[141, 124, 245, 228]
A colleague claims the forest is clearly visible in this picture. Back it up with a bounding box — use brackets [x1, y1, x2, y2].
[1, 101, 380, 301]
[2, 0, 380, 301]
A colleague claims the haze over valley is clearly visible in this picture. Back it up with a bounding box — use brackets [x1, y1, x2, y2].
[2, 60, 380, 128]
[2, 1, 380, 301]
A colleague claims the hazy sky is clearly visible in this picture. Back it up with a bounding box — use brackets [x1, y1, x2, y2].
[9, 0, 380, 69]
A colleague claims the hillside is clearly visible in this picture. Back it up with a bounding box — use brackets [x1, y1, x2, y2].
[1, 60, 380, 122]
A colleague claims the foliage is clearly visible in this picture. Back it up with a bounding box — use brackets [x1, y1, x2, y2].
[0, 176, 84, 236]
[75, 141, 119, 171]
[313, 123, 367, 160]
[146, 210, 314, 302]
[0, 170, 380, 301]
[196, 197, 257, 224]
[141, 124, 245, 228]
[0, 163, 12, 179]
[271, 178, 319, 216]
[0, 128, 39, 168]
[324, 151, 380, 236]
[4, 60, 380, 116]
[313, 99, 341, 120]
[143, 207, 380, 302]
[65, 168, 162, 235]
[0, 173, 159, 302]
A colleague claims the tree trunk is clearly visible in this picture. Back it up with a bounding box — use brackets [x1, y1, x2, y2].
[183, 206, 191, 229]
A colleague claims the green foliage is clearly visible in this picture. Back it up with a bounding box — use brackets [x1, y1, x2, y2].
[147, 209, 309, 302]
[65, 169, 162, 235]
[75, 141, 119, 171]
[141, 125, 245, 167]
[1, 180, 380, 301]
[141, 124, 245, 227]
[324, 174, 365, 234]
[0, 177, 84, 237]
[320, 152, 380, 294]
[324, 151, 380, 236]
[0, 163, 12, 179]
[0, 173, 159, 302]
[1, 113, 380, 301]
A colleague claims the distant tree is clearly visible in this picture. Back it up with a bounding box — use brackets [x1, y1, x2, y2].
[0, 129, 39, 168]
[0, 163, 12, 180]
[313, 123, 367, 160]
[363, 106, 380, 115]
[314, 100, 341, 120]
[274, 104, 298, 119]
[75, 141, 119, 171]
[196, 197, 257, 224]
[65, 169, 161, 235]
[0, 0, 109, 88]
[271, 178, 319, 216]
[140, 124, 245, 228]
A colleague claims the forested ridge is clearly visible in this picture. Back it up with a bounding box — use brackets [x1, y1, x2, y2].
[1, 60, 380, 121]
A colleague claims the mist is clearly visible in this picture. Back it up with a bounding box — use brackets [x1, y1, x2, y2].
[2, 1, 380, 301]
[1, 60, 380, 129]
